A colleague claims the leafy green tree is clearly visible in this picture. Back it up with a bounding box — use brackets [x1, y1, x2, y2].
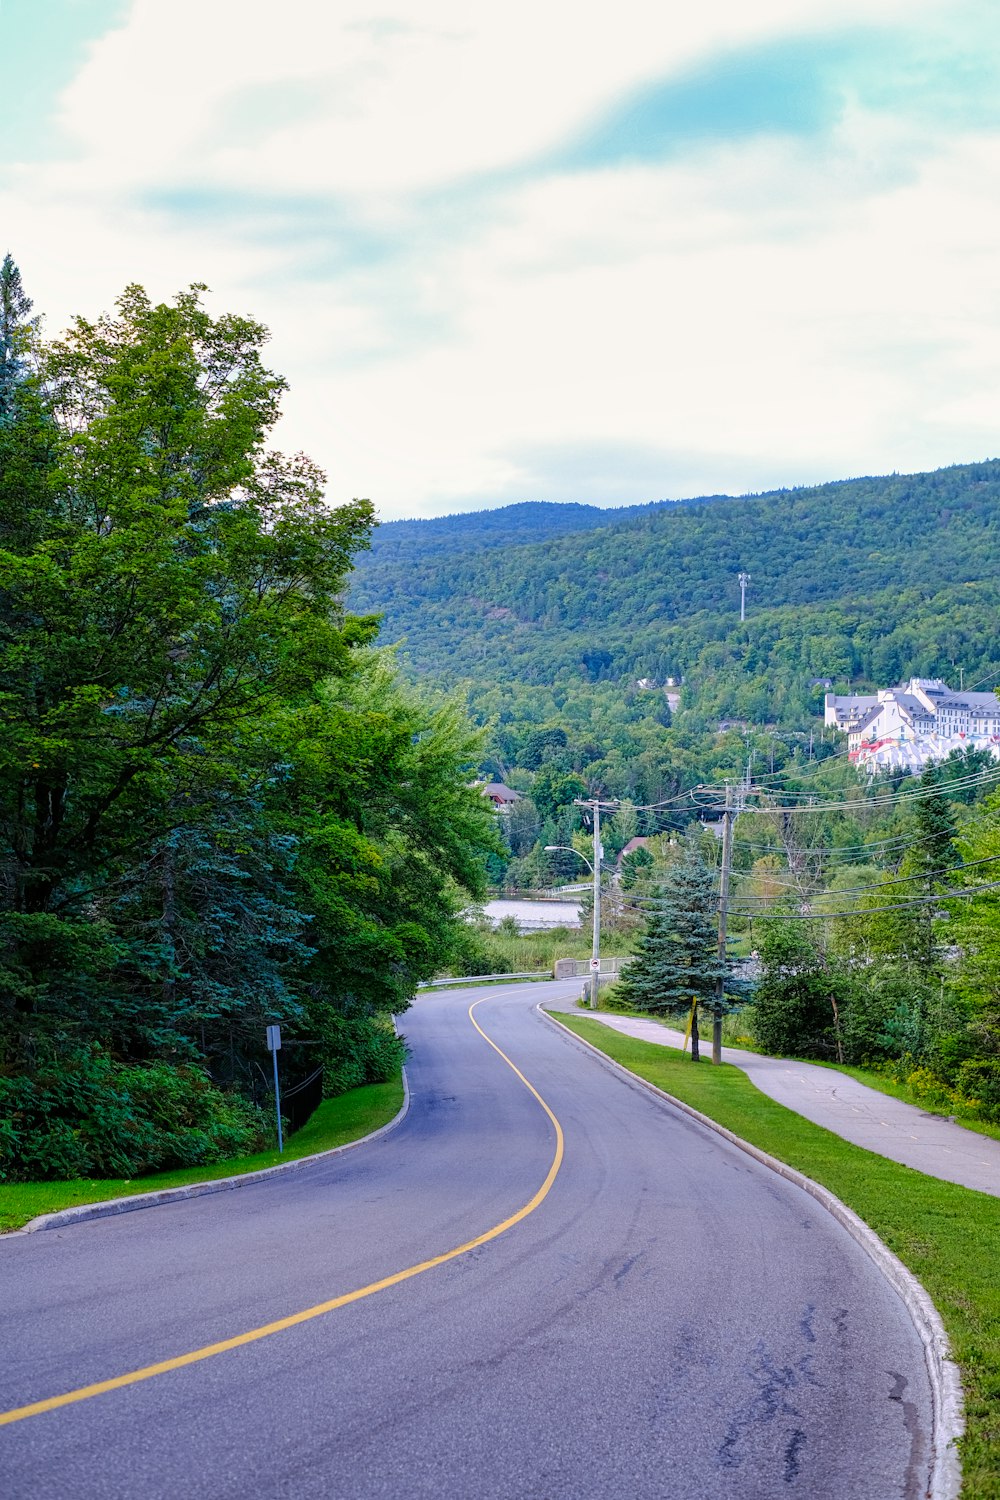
[0, 283, 376, 1065]
[531, 764, 586, 821]
[616, 838, 729, 1060]
[840, 961, 933, 1064]
[0, 277, 501, 1183]
[506, 794, 541, 856]
[621, 843, 653, 890]
[282, 655, 499, 1024]
[750, 923, 854, 1061]
[950, 790, 1000, 1058]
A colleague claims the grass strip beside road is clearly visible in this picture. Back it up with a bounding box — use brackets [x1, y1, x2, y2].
[0, 1074, 404, 1235]
[551, 1010, 1000, 1500]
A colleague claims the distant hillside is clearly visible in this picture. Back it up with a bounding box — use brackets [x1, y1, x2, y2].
[347, 460, 1000, 721]
[357, 497, 687, 568]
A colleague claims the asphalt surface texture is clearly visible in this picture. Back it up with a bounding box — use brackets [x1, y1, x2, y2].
[550, 998, 1000, 1197]
[2, 981, 934, 1500]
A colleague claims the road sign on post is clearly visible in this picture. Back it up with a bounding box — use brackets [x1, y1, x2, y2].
[589, 957, 601, 972]
[266, 1025, 283, 1153]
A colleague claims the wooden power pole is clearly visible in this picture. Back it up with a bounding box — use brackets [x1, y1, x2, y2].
[713, 783, 735, 1065]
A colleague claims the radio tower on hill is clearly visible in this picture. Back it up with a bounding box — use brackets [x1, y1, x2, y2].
[738, 571, 750, 622]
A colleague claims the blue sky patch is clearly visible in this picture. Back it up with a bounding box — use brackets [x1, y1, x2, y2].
[1, 0, 130, 162]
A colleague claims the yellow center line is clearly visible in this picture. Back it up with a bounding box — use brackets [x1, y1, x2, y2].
[1, 998, 564, 1429]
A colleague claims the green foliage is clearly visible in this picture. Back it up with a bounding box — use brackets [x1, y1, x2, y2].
[445, 920, 514, 976]
[950, 790, 1000, 1051]
[349, 460, 1000, 722]
[956, 1058, 1000, 1122]
[621, 843, 653, 889]
[617, 838, 730, 1027]
[750, 923, 854, 1060]
[0, 1055, 267, 1182]
[0, 1075, 404, 1232]
[0, 267, 499, 1165]
[839, 962, 933, 1064]
[310, 1013, 408, 1098]
[531, 764, 587, 821]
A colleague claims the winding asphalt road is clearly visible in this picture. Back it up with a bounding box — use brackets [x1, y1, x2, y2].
[2, 982, 934, 1499]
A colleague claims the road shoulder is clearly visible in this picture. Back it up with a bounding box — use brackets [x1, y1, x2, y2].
[541, 1005, 964, 1500]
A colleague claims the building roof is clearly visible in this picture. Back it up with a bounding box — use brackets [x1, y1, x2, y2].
[481, 782, 521, 803]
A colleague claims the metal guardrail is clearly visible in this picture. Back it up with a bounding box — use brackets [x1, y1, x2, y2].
[417, 972, 553, 988]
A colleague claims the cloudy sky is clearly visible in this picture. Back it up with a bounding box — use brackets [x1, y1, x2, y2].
[3, 0, 1000, 519]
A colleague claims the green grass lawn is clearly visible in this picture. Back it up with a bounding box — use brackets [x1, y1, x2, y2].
[598, 997, 1000, 1144]
[0, 1074, 404, 1235]
[549, 1010, 1000, 1500]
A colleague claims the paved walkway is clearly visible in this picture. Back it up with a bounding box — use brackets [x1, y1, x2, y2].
[546, 999, 1000, 1197]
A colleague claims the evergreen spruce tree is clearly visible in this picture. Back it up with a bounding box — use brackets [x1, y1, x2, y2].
[0, 253, 34, 421]
[902, 762, 959, 963]
[617, 836, 730, 1060]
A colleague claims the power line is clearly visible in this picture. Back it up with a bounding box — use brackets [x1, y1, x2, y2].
[724, 850, 1000, 900]
[690, 760, 1000, 814]
[732, 828, 948, 859]
[725, 878, 1000, 919]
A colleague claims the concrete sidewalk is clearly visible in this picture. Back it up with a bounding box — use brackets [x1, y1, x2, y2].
[547, 999, 1000, 1197]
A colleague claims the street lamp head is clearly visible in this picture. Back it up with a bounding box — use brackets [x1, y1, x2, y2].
[543, 844, 594, 872]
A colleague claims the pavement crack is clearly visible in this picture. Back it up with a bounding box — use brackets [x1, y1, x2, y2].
[717, 1315, 823, 1476]
[613, 1251, 643, 1285]
[783, 1427, 807, 1482]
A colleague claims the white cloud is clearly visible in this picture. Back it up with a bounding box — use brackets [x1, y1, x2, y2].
[2, 0, 997, 518]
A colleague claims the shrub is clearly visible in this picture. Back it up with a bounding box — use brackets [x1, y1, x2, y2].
[447, 921, 511, 976]
[841, 964, 932, 1065]
[315, 1013, 408, 1098]
[956, 1058, 1000, 1122]
[0, 1054, 269, 1183]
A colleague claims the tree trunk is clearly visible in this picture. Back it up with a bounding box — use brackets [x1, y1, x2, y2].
[690, 999, 700, 1062]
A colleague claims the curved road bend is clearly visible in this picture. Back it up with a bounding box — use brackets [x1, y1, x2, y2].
[549, 1000, 1000, 1196]
[2, 982, 933, 1500]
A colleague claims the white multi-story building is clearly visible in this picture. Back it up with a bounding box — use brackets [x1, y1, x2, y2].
[824, 678, 1000, 771]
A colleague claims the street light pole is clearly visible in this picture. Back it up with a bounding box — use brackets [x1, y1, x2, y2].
[570, 798, 617, 1009]
[544, 844, 595, 1004]
[590, 802, 601, 1009]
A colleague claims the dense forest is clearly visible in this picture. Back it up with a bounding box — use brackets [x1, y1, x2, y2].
[349, 462, 1000, 726]
[358, 459, 1000, 1127]
[0, 262, 497, 1181]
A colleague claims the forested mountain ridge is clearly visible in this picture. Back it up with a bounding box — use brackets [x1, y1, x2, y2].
[348, 460, 1000, 705]
[352, 493, 731, 566]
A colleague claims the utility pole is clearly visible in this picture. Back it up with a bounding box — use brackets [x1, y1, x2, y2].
[713, 784, 735, 1065]
[590, 802, 601, 1009]
[575, 798, 616, 1008]
[738, 571, 750, 623]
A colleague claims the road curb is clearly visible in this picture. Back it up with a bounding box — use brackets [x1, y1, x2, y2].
[540, 1006, 964, 1500]
[6, 1068, 411, 1238]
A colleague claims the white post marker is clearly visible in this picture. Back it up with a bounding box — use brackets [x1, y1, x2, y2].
[266, 1024, 283, 1153]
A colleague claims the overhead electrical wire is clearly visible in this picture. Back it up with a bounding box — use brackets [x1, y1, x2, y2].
[724, 879, 1000, 920]
[618, 876, 1000, 922]
[720, 850, 1000, 900]
[689, 760, 1000, 814]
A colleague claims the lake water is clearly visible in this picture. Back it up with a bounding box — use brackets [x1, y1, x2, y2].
[482, 898, 582, 931]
